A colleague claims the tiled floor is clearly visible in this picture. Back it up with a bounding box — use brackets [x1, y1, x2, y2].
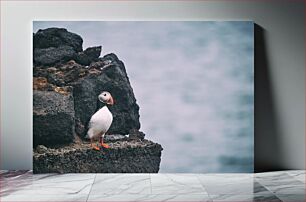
[0, 170, 305, 201]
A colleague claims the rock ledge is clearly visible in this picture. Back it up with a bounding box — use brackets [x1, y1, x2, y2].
[33, 139, 162, 173]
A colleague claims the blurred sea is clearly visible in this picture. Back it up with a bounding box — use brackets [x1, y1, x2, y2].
[34, 21, 254, 173]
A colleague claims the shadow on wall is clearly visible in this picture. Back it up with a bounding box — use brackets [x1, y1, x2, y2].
[254, 24, 284, 172]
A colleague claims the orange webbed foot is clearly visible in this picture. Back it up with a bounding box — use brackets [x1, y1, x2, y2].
[92, 145, 100, 151]
[101, 143, 110, 149]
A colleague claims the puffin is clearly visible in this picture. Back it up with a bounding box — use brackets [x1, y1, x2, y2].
[87, 91, 114, 150]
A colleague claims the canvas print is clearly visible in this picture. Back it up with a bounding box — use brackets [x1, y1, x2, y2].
[33, 21, 254, 173]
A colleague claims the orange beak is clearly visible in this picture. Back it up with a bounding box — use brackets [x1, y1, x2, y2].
[107, 96, 115, 105]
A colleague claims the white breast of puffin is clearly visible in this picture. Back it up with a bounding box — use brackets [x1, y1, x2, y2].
[91, 106, 113, 134]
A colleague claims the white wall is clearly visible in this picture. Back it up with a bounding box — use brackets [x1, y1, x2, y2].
[1, 0, 304, 170]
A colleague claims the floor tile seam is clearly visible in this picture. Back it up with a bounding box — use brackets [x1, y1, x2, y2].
[86, 174, 97, 202]
[194, 174, 214, 201]
[254, 180, 303, 197]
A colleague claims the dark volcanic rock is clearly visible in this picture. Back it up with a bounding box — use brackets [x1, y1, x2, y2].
[33, 28, 162, 173]
[84, 46, 102, 59]
[33, 29, 141, 143]
[34, 45, 76, 66]
[33, 54, 141, 140]
[34, 28, 83, 52]
[33, 28, 102, 66]
[72, 53, 140, 137]
[75, 46, 102, 65]
[33, 139, 163, 173]
[129, 129, 145, 140]
[33, 90, 75, 147]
